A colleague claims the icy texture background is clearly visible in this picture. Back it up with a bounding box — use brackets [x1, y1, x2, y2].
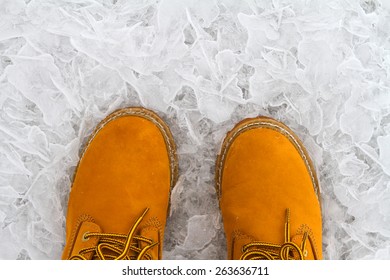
[1, 0, 390, 260]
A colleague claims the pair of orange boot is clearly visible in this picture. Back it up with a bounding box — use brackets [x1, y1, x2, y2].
[62, 107, 322, 260]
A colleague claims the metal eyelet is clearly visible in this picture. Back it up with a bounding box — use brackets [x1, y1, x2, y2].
[82, 232, 90, 242]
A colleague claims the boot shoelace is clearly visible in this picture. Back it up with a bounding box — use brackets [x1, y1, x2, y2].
[70, 208, 157, 260]
[240, 209, 316, 260]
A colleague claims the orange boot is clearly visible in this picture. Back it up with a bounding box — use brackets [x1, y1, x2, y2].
[216, 117, 322, 260]
[62, 107, 178, 260]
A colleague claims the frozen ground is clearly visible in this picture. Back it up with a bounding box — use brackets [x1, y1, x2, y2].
[1, 0, 390, 260]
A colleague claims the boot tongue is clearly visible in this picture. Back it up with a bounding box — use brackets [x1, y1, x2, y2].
[71, 221, 101, 260]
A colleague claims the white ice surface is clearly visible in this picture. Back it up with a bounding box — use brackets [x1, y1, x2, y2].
[1, 0, 390, 260]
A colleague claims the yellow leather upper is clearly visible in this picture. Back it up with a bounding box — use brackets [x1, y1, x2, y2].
[62, 108, 177, 260]
[217, 117, 322, 260]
